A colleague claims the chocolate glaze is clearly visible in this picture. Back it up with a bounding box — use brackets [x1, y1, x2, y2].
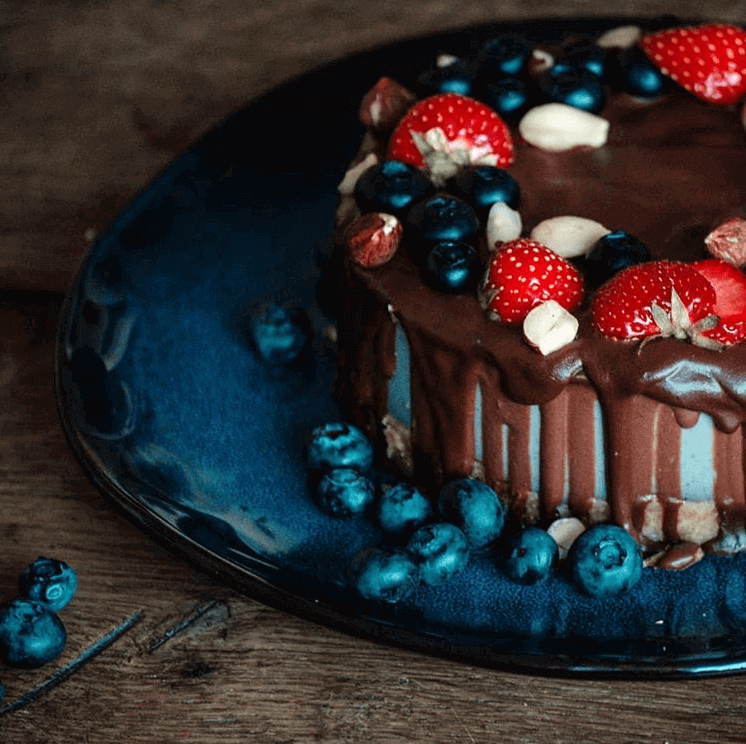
[335, 84, 746, 554]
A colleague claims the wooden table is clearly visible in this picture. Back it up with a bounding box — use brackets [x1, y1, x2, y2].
[3, 1, 746, 741]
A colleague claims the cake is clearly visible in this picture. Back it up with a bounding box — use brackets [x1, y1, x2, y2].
[332, 20, 746, 570]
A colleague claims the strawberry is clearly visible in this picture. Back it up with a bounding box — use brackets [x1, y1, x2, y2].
[638, 23, 746, 106]
[387, 93, 514, 186]
[478, 238, 584, 326]
[591, 260, 719, 346]
[691, 258, 746, 345]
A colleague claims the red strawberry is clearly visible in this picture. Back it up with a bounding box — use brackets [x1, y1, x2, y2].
[479, 238, 584, 325]
[592, 260, 718, 345]
[638, 23, 746, 106]
[691, 258, 746, 345]
[387, 93, 514, 185]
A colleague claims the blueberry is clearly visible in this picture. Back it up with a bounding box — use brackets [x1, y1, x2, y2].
[483, 76, 538, 124]
[569, 524, 643, 598]
[0, 599, 67, 668]
[354, 160, 436, 219]
[437, 478, 505, 550]
[316, 467, 376, 517]
[250, 303, 311, 365]
[560, 40, 608, 79]
[418, 58, 474, 96]
[406, 522, 470, 586]
[538, 62, 606, 114]
[377, 482, 433, 537]
[425, 240, 481, 294]
[306, 422, 374, 473]
[611, 45, 669, 99]
[406, 194, 481, 262]
[18, 557, 78, 613]
[503, 527, 558, 585]
[451, 165, 520, 219]
[348, 547, 419, 603]
[584, 230, 652, 287]
[477, 34, 533, 79]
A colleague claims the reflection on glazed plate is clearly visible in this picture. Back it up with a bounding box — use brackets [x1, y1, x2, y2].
[55, 17, 746, 677]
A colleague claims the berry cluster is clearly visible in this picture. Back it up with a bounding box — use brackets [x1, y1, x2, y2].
[305, 423, 643, 602]
[0, 558, 77, 702]
[344, 21, 746, 352]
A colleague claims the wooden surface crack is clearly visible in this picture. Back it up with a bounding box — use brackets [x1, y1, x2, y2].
[0, 610, 143, 718]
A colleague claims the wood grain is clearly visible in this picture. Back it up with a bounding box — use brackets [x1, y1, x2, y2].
[4, 2, 746, 742]
[1, 0, 744, 291]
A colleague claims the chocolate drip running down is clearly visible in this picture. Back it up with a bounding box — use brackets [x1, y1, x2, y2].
[335, 85, 746, 557]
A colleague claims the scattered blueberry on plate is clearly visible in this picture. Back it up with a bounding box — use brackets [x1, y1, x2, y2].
[18, 557, 78, 613]
[0, 598, 67, 669]
[406, 522, 470, 586]
[569, 524, 643, 598]
[306, 422, 374, 473]
[437, 478, 505, 550]
[503, 527, 558, 585]
[377, 482, 433, 537]
[316, 467, 376, 517]
[249, 303, 312, 365]
[348, 547, 419, 603]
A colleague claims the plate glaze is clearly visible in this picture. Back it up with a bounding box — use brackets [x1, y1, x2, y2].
[56, 17, 746, 678]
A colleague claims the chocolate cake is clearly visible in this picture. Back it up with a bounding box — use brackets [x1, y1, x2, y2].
[333, 21, 746, 568]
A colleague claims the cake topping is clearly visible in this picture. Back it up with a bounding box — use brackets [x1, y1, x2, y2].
[337, 152, 379, 196]
[344, 212, 403, 268]
[583, 230, 652, 287]
[387, 93, 514, 185]
[704, 217, 746, 267]
[529, 215, 611, 259]
[638, 23, 746, 105]
[591, 260, 720, 346]
[690, 258, 746, 345]
[485, 201, 522, 247]
[596, 24, 642, 49]
[479, 238, 584, 325]
[522, 299, 580, 355]
[518, 102, 610, 151]
[358, 76, 416, 133]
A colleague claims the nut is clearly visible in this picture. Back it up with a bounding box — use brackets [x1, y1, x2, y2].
[530, 215, 610, 259]
[523, 300, 579, 355]
[547, 517, 585, 560]
[344, 212, 403, 268]
[337, 152, 379, 196]
[704, 217, 746, 267]
[486, 202, 522, 249]
[518, 103, 610, 152]
[596, 25, 642, 49]
[358, 77, 416, 133]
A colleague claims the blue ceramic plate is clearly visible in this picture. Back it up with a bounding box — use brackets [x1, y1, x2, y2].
[56, 17, 746, 677]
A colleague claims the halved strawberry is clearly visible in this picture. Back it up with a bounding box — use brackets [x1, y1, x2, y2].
[638, 23, 746, 106]
[479, 238, 584, 326]
[387, 93, 514, 186]
[592, 260, 718, 346]
[691, 257, 746, 345]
